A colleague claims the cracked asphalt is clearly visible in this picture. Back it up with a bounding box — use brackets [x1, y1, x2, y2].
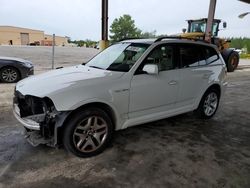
[0, 46, 250, 188]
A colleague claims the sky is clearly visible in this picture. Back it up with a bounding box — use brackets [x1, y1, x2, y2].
[0, 0, 249, 40]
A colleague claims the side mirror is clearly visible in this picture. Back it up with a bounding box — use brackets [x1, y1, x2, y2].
[223, 22, 227, 28]
[142, 64, 159, 75]
[182, 28, 187, 33]
[239, 12, 250, 19]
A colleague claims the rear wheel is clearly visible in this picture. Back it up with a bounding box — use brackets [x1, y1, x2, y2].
[0, 66, 20, 83]
[195, 89, 220, 119]
[227, 51, 239, 72]
[63, 108, 113, 157]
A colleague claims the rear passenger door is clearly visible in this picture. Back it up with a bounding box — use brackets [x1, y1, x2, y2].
[176, 44, 212, 110]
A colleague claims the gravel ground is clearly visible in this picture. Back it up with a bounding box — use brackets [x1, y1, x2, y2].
[0, 46, 250, 188]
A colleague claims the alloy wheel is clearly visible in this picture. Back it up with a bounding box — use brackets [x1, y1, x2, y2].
[73, 116, 108, 153]
[203, 92, 218, 116]
[1, 68, 18, 82]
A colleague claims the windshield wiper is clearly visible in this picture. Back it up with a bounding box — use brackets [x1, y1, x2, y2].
[88, 66, 104, 70]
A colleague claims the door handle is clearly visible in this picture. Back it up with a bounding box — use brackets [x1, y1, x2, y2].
[169, 80, 177, 85]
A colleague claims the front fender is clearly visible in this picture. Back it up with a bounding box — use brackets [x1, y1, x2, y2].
[69, 98, 120, 119]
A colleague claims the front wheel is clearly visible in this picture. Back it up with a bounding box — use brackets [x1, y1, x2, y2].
[195, 89, 220, 119]
[0, 66, 20, 83]
[63, 108, 113, 157]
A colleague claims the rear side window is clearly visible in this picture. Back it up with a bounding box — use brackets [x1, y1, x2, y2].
[178, 44, 219, 68]
[203, 46, 219, 64]
[179, 45, 203, 68]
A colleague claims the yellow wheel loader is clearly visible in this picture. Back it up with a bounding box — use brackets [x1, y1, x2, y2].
[181, 18, 239, 72]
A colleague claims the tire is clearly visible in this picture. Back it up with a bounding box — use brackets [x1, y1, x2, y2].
[0, 66, 20, 83]
[195, 89, 220, 119]
[63, 108, 113, 157]
[227, 51, 239, 72]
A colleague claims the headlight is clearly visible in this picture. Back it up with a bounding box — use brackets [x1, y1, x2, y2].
[20, 61, 33, 68]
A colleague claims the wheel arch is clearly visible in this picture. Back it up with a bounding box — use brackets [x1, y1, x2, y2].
[0, 65, 21, 74]
[205, 84, 221, 98]
[195, 83, 221, 118]
[195, 83, 221, 110]
[56, 102, 117, 145]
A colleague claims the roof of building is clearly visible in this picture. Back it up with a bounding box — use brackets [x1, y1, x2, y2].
[44, 34, 68, 39]
[0, 26, 67, 38]
[0, 25, 44, 32]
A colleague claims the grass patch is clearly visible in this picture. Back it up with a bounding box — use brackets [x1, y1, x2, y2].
[240, 54, 250, 59]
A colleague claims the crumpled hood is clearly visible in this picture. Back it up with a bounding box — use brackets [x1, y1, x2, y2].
[16, 65, 124, 97]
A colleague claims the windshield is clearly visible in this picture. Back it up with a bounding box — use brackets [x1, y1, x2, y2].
[190, 21, 206, 33]
[86, 43, 149, 72]
[190, 21, 219, 36]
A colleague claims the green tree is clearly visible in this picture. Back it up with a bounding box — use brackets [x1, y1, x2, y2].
[230, 37, 250, 53]
[66, 36, 71, 43]
[141, 30, 157, 38]
[109, 14, 142, 42]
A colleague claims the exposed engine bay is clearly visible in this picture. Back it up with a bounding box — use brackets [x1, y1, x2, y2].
[13, 90, 68, 147]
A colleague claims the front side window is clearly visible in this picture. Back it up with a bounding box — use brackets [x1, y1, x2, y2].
[86, 43, 149, 72]
[136, 45, 176, 73]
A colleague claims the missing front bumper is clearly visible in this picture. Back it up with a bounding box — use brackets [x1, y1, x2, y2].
[13, 104, 40, 130]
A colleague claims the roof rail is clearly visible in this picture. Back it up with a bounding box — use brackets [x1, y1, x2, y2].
[155, 36, 206, 43]
[118, 37, 144, 42]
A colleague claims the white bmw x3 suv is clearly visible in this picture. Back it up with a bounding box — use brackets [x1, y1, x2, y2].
[13, 37, 227, 157]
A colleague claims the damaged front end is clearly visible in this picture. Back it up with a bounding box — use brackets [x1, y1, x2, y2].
[13, 90, 68, 147]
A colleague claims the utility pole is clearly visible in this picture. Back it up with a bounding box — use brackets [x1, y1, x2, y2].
[100, 0, 109, 50]
[52, 34, 55, 69]
[205, 0, 217, 42]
